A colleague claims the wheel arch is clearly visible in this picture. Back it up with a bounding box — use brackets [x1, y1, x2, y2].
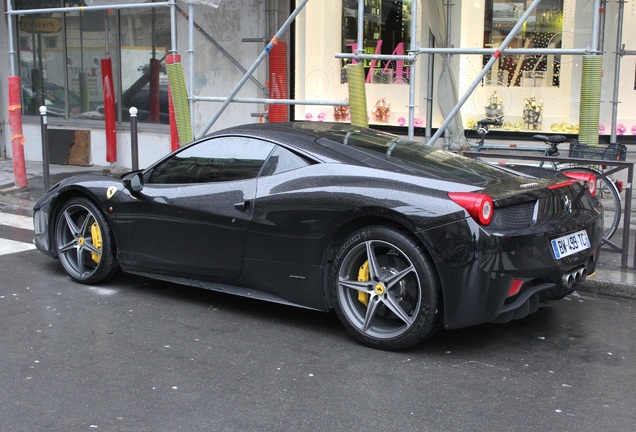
[320, 211, 441, 310]
[47, 188, 116, 257]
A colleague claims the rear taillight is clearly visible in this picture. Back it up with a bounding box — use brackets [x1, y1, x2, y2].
[561, 171, 597, 196]
[448, 192, 494, 225]
[508, 279, 523, 297]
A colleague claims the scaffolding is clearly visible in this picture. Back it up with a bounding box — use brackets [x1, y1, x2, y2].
[4, 0, 635, 146]
[4, 0, 635, 266]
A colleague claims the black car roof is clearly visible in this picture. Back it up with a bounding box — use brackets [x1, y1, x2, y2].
[210, 121, 387, 162]
[212, 121, 366, 146]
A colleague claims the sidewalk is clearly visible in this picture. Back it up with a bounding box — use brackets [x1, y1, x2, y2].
[0, 158, 108, 211]
[1, 157, 635, 299]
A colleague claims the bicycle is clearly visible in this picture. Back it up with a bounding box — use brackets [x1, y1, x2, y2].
[465, 118, 624, 242]
[531, 134, 624, 242]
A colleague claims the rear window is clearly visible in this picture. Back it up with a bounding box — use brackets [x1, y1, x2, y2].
[318, 129, 518, 185]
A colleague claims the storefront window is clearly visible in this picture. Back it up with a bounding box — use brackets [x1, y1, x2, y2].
[64, 9, 117, 117]
[299, 0, 635, 137]
[16, 2, 67, 117]
[461, 0, 579, 133]
[295, 0, 420, 126]
[483, 0, 564, 88]
[342, 0, 412, 84]
[15, 0, 169, 124]
[118, 7, 170, 124]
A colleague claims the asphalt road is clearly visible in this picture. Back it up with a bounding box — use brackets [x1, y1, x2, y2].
[1, 231, 635, 432]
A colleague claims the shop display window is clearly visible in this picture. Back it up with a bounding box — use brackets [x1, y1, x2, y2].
[483, 0, 564, 88]
[15, 0, 170, 124]
[464, 0, 585, 134]
[341, 0, 412, 85]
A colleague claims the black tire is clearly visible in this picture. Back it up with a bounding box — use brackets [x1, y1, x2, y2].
[331, 226, 442, 350]
[54, 197, 119, 284]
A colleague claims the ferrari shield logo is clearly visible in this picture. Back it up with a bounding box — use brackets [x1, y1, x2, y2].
[106, 186, 118, 199]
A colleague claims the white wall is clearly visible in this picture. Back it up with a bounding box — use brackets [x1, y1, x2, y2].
[7, 122, 170, 169]
[184, 0, 269, 134]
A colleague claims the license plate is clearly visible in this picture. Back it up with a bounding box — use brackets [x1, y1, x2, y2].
[551, 230, 591, 259]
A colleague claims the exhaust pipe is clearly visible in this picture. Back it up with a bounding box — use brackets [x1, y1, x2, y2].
[562, 272, 575, 289]
[578, 267, 587, 283]
[561, 267, 587, 289]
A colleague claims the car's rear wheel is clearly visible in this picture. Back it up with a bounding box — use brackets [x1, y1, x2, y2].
[331, 226, 442, 350]
[54, 197, 118, 284]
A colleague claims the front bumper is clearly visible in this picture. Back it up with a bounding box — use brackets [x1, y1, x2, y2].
[33, 199, 56, 259]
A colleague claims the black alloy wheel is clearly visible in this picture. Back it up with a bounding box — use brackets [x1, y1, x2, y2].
[55, 197, 119, 284]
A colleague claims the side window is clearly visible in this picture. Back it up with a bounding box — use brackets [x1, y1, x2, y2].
[260, 146, 311, 177]
[148, 137, 275, 184]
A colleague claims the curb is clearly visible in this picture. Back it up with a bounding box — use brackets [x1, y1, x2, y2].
[577, 265, 636, 299]
[579, 281, 636, 300]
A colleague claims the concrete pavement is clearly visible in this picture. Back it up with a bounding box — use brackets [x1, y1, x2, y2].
[1, 157, 635, 299]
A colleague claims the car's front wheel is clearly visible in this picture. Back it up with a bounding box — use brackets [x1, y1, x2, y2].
[331, 226, 442, 350]
[54, 197, 118, 284]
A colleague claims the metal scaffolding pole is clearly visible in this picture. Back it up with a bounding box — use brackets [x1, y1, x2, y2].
[416, 47, 591, 55]
[169, 0, 177, 54]
[188, 1, 195, 138]
[195, 96, 347, 106]
[425, 30, 435, 141]
[598, 0, 608, 52]
[6, 1, 171, 16]
[444, 0, 452, 148]
[356, 0, 364, 58]
[6, 0, 16, 76]
[406, 0, 418, 139]
[610, 0, 626, 145]
[336, 53, 414, 62]
[591, 0, 602, 52]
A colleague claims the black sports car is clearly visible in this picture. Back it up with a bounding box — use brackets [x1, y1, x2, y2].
[33, 122, 603, 350]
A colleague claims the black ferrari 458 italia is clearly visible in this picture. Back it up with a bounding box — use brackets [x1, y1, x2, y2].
[33, 122, 603, 350]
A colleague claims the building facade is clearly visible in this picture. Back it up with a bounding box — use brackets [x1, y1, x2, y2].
[1, 0, 634, 169]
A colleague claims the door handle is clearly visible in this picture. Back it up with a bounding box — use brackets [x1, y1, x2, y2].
[234, 200, 251, 211]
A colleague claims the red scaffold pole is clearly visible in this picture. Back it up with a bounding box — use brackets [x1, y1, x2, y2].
[7, 76, 28, 188]
[101, 58, 117, 163]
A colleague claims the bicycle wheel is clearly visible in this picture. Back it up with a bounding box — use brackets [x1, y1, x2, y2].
[559, 166, 622, 241]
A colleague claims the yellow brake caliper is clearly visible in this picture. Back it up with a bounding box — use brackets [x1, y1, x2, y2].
[357, 261, 370, 307]
[90, 222, 103, 264]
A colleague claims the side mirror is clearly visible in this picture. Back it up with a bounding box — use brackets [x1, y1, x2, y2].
[123, 171, 144, 193]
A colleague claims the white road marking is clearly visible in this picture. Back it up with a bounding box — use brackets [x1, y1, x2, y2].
[0, 238, 35, 255]
[0, 212, 36, 256]
[0, 212, 33, 230]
